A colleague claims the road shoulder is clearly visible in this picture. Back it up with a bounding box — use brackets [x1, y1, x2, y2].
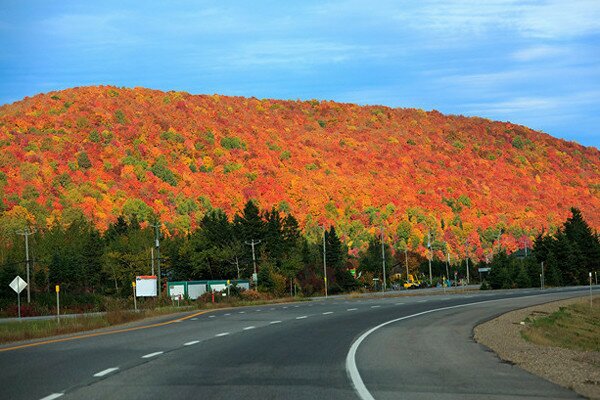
[474, 296, 600, 400]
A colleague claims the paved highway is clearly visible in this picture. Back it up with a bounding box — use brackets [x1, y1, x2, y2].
[0, 287, 588, 400]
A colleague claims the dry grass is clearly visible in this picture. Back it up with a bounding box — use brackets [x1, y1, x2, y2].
[0, 315, 126, 344]
[521, 296, 600, 352]
[0, 297, 310, 344]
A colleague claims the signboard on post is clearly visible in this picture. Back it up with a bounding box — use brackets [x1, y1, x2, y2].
[135, 276, 157, 297]
[9, 276, 27, 319]
[10, 276, 27, 294]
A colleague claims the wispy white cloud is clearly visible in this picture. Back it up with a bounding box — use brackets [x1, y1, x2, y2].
[393, 0, 600, 39]
[217, 40, 372, 68]
[511, 45, 569, 62]
[41, 12, 140, 47]
[464, 90, 600, 115]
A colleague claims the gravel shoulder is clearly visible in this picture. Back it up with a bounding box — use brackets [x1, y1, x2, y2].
[474, 296, 600, 400]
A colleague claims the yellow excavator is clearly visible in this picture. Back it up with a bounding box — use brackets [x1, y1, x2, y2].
[403, 274, 421, 289]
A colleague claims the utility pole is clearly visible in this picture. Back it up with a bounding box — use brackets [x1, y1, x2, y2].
[427, 231, 433, 286]
[322, 226, 328, 297]
[445, 252, 450, 282]
[405, 248, 409, 281]
[541, 261, 545, 290]
[464, 238, 470, 285]
[245, 239, 261, 287]
[16, 227, 35, 303]
[150, 222, 161, 296]
[381, 226, 386, 292]
[151, 247, 155, 276]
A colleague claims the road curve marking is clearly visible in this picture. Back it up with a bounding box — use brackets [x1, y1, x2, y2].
[40, 394, 63, 400]
[141, 351, 163, 359]
[184, 340, 199, 346]
[346, 298, 500, 400]
[93, 367, 119, 377]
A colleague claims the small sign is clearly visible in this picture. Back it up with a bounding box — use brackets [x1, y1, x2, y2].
[9, 276, 27, 294]
[55, 285, 60, 293]
[252, 273, 258, 282]
[227, 280, 230, 285]
[478, 267, 491, 273]
[135, 275, 157, 297]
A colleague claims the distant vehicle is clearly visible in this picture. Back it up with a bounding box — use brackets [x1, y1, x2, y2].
[403, 274, 421, 289]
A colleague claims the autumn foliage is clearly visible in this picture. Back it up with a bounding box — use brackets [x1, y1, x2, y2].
[0, 86, 598, 261]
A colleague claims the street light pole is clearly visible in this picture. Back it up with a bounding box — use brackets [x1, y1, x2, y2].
[405, 248, 409, 281]
[381, 226, 386, 292]
[322, 226, 328, 297]
[427, 231, 433, 286]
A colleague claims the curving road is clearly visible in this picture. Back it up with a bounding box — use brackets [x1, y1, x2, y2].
[0, 287, 588, 400]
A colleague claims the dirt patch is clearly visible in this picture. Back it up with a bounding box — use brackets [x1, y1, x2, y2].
[474, 296, 600, 399]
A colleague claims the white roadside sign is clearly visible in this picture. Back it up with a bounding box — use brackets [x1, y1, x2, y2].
[9, 276, 27, 294]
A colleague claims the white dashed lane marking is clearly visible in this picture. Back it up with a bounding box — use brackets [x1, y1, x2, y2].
[142, 351, 163, 359]
[40, 394, 64, 400]
[215, 332, 230, 337]
[347, 308, 358, 311]
[243, 326, 256, 330]
[184, 341, 200, 346]
[270, 320, 282, 324]
[296, 316, 308, 320]
[371, 305, 381, 308]
[93, 367, 119, 377]
[322, 311, 333, 315]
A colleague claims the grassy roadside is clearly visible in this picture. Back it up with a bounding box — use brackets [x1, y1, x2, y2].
[0, 296, 309, 344]
[521, 296, 600, 352]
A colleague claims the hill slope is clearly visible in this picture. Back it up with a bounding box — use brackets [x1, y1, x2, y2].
[0, 86, 598, 257]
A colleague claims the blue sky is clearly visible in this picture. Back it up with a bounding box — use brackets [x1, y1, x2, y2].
[1, 0, 599, 147]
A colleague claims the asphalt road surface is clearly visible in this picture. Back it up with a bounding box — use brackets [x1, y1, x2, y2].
[0, 287, 589, 400]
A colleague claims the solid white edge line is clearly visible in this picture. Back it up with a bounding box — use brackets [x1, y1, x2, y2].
[346, 299, 499, 400]
[142, 351, 164, 359]
[215, 332, 230, 337]
[243, 326, 255, 330]
[184, 340, 200, 346]
[40, 393, 63, 400]
[93, 367, 119, 377]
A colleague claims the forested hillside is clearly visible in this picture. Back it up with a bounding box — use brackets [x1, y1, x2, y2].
[0, 86, 599, 261]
